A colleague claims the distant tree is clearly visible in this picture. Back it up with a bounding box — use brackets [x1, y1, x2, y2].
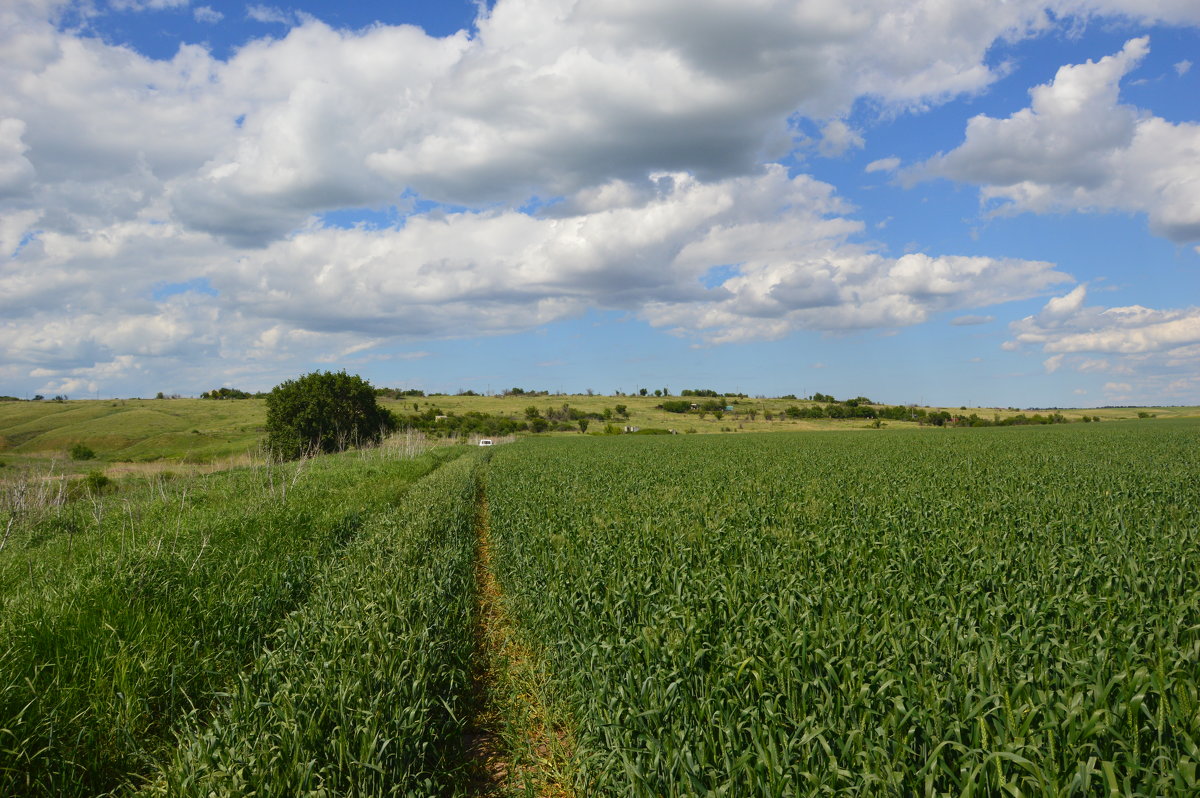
[265, 371, 395, 460]
[525, 406, 541, 419]
[639, 388, 648, 396]
[201, 387, 252, 400]
[578, 418, 589, 433]
[653, 389, 662, 397]
[615, 404, 628, 417]
[155, 391, 165, 399]
[530, 417, 549, 432]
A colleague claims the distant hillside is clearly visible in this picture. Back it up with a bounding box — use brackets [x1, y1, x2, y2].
[0, 398, 266, 467]
[1, 394, 1195, 477]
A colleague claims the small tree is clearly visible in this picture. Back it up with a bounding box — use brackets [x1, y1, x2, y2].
[578, 418, 590, 433]
[265, 371, 395, 460]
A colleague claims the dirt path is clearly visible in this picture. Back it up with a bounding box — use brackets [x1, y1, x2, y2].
[465, 484, 575, 797]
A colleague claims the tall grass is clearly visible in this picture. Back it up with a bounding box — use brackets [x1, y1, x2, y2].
[487, 421, 1200, 795]
[0, 446, 462, 796]
[151, 452, 482, 796]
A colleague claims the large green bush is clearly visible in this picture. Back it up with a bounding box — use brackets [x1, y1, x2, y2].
[264, 371, 395, 460]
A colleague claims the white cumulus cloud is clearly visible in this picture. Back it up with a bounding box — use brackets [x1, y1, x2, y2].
[193, 6, 223, 23]
[910, 38, 1200, 243]
[1006, 286, 1200, 400]
[865, 157, 901, 174]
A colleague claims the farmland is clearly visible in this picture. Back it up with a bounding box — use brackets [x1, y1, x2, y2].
[1, 418, 1198, 795]
[485, 422, 1200, 795]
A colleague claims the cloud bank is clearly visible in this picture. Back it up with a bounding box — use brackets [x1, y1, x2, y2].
[1, 0, 1197, 395]
[1007, 285, 1200, 400]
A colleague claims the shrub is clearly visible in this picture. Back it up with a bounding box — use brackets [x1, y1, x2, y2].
[83, 471, 111, 494]
[69, 443, 96, 461]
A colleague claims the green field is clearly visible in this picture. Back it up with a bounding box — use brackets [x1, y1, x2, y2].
[487, 422, 1200, 795]
[1, 418, 1198, 795]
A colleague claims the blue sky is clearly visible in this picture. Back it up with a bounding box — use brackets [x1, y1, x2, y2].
[1, 1, 1198, 406]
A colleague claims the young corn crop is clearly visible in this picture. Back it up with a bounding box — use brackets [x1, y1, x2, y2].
[0, 447, 462, 796]
[486, 421, 1200, 796]
[150, 452, 481, 797]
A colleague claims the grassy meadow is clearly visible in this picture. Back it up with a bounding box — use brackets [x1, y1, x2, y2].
[0, 403, 1198, 795]
[0, 398, 266, 476]
[0, 441, 471, 795]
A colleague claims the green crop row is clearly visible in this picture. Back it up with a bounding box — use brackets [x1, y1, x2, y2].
[486, 421, 1200, 796]
[149, 452, 482, 796]
[0, 446, 465, 796]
